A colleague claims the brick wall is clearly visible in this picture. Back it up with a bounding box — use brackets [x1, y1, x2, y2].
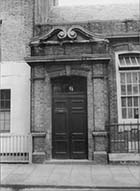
[34, 20, 140, 37]
[0, 0, 33, 61]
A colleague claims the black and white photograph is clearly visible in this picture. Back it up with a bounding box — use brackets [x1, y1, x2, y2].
[0, 0, 140, 191]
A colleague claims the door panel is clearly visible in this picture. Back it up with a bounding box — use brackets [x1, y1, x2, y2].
[54, 112, 67, 134]
[70, 98, 87, 159]
[71, 140, 87, 159]
[52, 99, 69, 158]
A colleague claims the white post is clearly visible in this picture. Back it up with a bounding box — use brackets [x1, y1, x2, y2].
[28, 134, 32, 163]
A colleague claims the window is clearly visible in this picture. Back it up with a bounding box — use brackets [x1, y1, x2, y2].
[117, 53, 140, 122]
[0, 89, 11, 132]
[52, 76, 86, 94]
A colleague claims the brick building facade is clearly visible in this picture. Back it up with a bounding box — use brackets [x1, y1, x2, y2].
[0, 0, 140, 163]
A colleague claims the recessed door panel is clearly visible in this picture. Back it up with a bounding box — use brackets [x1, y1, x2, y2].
[52, 99, 69, 158]
[70, 99, 87, 159]
[71, 140, 87, 159]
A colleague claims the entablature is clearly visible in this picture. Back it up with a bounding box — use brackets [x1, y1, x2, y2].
[25, 53, 111, 66]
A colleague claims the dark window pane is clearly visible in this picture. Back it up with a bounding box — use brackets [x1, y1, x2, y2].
[122, 108, 127, 119]
[132, 73, 138, 83]
[133, 84, 138, 95]
[134, 108, 139, 119]
[0, 121, 5, 131]
[121, 97, 126, 107]
[131, 57, 137, 65]
[127, 85, 132, 95]
[0, 90, 10, 99]
[134, 97, 138, 107]
[121, 85, 126, 95]
[119, 57, 125, 65]
[0, 90, 11, 132]
[5, 101, 10, 109]
[0, 100, 5, 109]
[137, 56, 140, 65]
[126, 73, 132, 83]
[125, 57, 131, 65]
[128, 108, 132, 118]
[120, 73, 125, 84]
[128, 97, 132, 107]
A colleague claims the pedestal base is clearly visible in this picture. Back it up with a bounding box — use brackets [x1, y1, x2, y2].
[92, 131, 108, 164]
[32, 152, 46, 163]
[93, 151, 108, 164]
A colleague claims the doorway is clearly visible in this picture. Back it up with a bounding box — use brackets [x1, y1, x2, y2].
[52, 76, 88, 159]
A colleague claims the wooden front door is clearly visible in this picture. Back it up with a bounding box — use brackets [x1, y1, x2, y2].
[52, 76, 88, 159]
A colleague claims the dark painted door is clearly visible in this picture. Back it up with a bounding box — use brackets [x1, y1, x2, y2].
[52, 76, 88, 159]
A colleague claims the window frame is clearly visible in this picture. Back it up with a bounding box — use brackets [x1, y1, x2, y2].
[0, 89, 11, 133]
[116, 51, 140, 123]
[118, 53, 140, 68]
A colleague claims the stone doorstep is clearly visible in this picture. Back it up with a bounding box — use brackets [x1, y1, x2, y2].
[32, 152, 140, 164]
[44, 159, 95, 165]
[109, 153, 140, 162]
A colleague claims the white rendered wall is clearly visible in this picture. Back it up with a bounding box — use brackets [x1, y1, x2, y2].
[0, 61, 30, 135]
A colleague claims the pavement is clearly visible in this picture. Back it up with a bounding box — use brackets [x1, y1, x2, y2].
[0, 162, 140, 190]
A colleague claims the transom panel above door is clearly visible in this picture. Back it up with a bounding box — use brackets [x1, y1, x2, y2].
[52, 76, 88, 159]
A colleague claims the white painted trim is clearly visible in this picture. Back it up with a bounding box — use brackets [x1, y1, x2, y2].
[115, 51, 140, 124]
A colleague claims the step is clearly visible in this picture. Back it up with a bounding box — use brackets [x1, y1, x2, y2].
[109, 153, 140, 164]
[44, 159, 95, 165]
[1, 186, 140, 191]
